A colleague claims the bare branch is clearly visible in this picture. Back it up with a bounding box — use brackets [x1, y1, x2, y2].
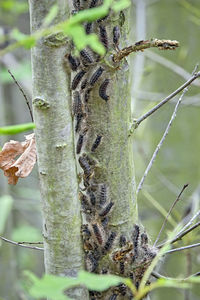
[17, 241, 43, 245]
[151, 270, 200, 280]
[154, 184, 189, 246]
[0, 235, 44, 251]
[113, 38, 179, 63]
[7, 69, 34, 122]
[158, 220, 200, 248]
[134, 71, 200, 128]
[178, 210, 200, 236]
[166, 242, 200, 254]
[137, 82, 190, 194]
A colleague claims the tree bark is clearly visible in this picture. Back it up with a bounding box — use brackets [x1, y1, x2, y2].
[29, 0, 88, 298]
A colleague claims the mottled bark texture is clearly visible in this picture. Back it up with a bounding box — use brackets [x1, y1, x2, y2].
[29, 0, 88, 299]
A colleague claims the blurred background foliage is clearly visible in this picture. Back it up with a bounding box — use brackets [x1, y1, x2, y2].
[0, 0, 200, 299]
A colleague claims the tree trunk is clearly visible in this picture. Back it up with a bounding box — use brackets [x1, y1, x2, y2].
[29, 0, 88, 299]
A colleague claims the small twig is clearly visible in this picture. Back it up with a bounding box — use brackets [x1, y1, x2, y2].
[158, 220, 200, 248]
[137, 81, 191, 194]
[177, 210, 200, 236]
[113, 38, 179, 63]
[17, 241, 43, 245]
[8, 69, 34, 122]
[134, 71, 200, 128]
[165, 242, 200, 254]
[0, 235, 44, 251]
[154, 184, 189, 246]
[151, 270, 200, 280]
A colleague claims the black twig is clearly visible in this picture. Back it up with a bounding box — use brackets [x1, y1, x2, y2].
[8, 69, 34, 122]
[0, 235, 44, 251]
[154, 184, 189, 246]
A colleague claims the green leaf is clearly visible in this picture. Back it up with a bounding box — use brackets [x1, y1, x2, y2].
[0, 195, 13, 234]
[0, 123, 35, 135]
[112, 0, 131, 12]
[77, 270, 125, 291]
[43, 4, 59, 27]
[24, 271, 76, 300]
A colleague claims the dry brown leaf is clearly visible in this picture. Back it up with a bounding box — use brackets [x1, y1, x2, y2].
[0, 133, 36, 185]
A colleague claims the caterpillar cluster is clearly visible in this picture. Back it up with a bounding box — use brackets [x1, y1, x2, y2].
[65, 3, 157, 299]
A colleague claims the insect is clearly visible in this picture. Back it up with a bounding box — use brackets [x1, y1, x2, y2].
[78, 154, 93, 178]
[112, 242, 133, 261]
[85, 22, 93, 34]
[76, 134, 85, 154]
[89, 0, 98, 8]
[84, 88, 92, 102]
[80, 192, 91, 212]
[66, 54, 80, 71]
[119, 261, 125, 274]
[86, 253, 98, 272]
[80, 49, 93, 65]
[119, 235, 126, 247]
[81, 224, 91, 238]
[91, 135, 102, 152]
[101, 216, 109, 228]
[72, 91, 82, 116]
[73, 0, 80, 10]
[72, 70, 86, 90]
[80, 79, 88, 90]
[89, 67, 104, 86]
[103, 231, 117, 253]
[92, 223, 103, 245]
[99, 183, 108, 207]
[109, 294, 118, 300]
[141, 233, 148, 246]
[88, 190, 96, 206]
[75, 113, 83, 132]
[99, 201, 114, 217]
[132, 224, 140, 255]
[113, 26, 120, 49]
[117, 283, 127, 296]
[99, 79, 110, 101]
[99, 25, 108, 49]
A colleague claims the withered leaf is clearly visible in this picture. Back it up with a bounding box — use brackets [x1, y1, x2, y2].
[0, 133, 36, 185]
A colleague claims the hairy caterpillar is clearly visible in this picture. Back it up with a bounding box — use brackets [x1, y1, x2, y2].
[99, 79, 110, 101]
[72, 70, 86, 90]
[89, 67, 104, 86]
[91, 135, 102, 152]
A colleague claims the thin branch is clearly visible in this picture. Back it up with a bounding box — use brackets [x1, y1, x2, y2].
[177, 210, 200, 236]
[137, 82, 190, 194]
[154, 184, 189, 246]
[17, 241, 43, 245]
[144, 51, 200, 87]
[151, 270, 200, 280]
[113, 38, 179, 63]
[0, 235, 44, 251]
[158, 220, 200, 248]
[7, 69, 34, 122]
[165, 242, 200, 254]
[134, 71, 200, 128]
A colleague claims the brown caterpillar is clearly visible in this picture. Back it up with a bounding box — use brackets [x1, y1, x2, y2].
[89, 67, 104, 86]
[84, 88, 92, 102]
[101, 216, 108, 228]
[89, 0, 99, 8]
[80, 192, 91, 212]
[92, 223, 103, 245]
[109, 294, 118, 300]
[91, 135, 102, 152]
[119, 235, 126, 247]
[86, 253, 98, 272]
[75, 113, 83, 132]
[72, 70, 86, 90]
[72, 91, 82, 116]
[87, 189, 96, 206]
[79, 154, 92, 178]
[132, 225, 140, 255]
[113, 26, 120, 49]
[76, 133, 85, 154]
[119, 261, 125, 274]
[73, 0, 80, 10]
[80, 49, 93, 65]
[99, 25, 108, 49]
[99, 79, 110, 101]
[99, 183, 108, 207]
[66, 54, 80, 71]
[103, 231, 117, 253]
[99, 201, 114, 217]
[80, 79, 88, 90]
[85, 22, 93, 34]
